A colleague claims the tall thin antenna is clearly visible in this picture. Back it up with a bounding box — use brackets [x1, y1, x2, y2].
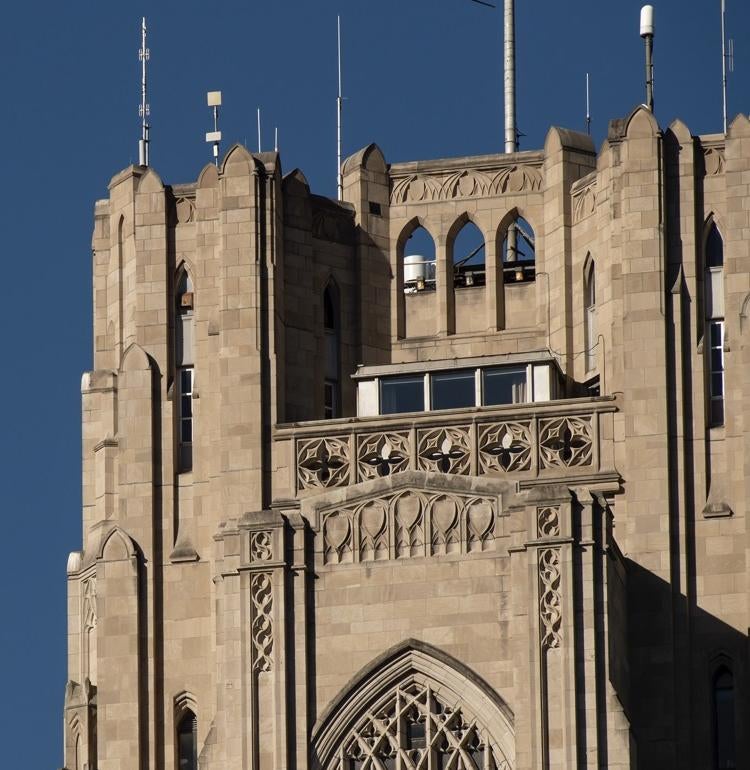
[503, 0, 517, 152]
[257, 107, 262, 153]
[586, 73, 591, 135]
[721, 0, 734, 133]
[206, 91, 222, 166]
[138, 17, 150, 166]
[337, 15, 344, 200]
[640, 5, 655, 112]
[275, 127, 279, 153]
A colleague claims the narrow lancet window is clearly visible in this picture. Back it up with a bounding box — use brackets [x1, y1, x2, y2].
[704, 222, 724, 426]
[324, 283, 341, 419]
[403, 226, 436, 293]
[713, 667, 735, 770]
[584, 257, 596, 373]
[175, 270, 194, 471]
[177, 710, 198, 770]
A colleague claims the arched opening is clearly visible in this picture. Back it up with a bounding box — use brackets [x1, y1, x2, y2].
[501, 215, 535, 283]
[713, 667, 735, 770]
[324, 282, 341, 419]
[584, 256, 596, 373]
[175, 268, 195, 472]
[313, 641, 514, 770]
[403, 226, 436, 294]
[703, 220, 725, 427]
[177, 709, 198, 770]
[451, 220, 485, 289]
[400, 223, 437, 338]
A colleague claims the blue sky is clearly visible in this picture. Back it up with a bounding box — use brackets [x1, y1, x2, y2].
[0, 1, 747, 766]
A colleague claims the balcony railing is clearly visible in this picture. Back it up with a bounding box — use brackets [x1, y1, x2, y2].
[273, 396, 618, 500]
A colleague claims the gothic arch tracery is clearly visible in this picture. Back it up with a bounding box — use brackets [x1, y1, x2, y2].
[312, 640, 514, 770]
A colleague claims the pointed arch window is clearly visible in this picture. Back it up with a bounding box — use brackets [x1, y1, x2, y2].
[452, 220, 485, 288]
[331, 681, 506, 770]
[584, 257, 596, 373]
[177, 709, 198, 770]
[704, 222, 725, 426]
[713, 667, 736, 770]
[324, 283, 341, 419]
[175, 269, 194, 471]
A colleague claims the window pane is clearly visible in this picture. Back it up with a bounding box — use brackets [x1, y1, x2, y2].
[482, 368, 527, 406]
[380, 376, 424, 415]
[711, 373, 724, 397]
[181, 368, 193, 392]
[710, 321, 723, 348]
[181, 395, 192, 418]
[181, 420, 192, 443]
[711, 349, 724, 373]
[431, 371, 475, 410]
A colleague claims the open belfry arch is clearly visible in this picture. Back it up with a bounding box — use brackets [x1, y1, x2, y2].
[61, 32, 750, 765]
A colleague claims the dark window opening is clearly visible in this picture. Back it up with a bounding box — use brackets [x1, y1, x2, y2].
[324, 284, 341, 418]
[405, 718, 426, 751]
[381, 376, 425, 415]
[714, 668, 736, 770]
[175, 270, 194, 473]
[369, 201, 382, 216]
[431, 371, 476, 410]
[482, 367, 527, 405]
[177, 710, 197, 770]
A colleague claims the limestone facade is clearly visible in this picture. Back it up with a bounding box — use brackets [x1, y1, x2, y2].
[62, 106, 749, 770]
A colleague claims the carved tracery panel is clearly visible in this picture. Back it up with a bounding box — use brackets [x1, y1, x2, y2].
[538, 416, 593, 469]
[326, 680, 511, 770]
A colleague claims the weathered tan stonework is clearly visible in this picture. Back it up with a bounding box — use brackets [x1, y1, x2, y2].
[63, 107, 749, 770]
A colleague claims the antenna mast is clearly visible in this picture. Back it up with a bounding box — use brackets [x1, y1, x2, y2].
[721, 0, 734, 133]
[337, 15, 344, 200]
[206, 91, 222, 166]
[503, 0, 517, 152]
[138, 17, 150, 166]
[640, 5, 655, 112]
[586, 73, 591, 135]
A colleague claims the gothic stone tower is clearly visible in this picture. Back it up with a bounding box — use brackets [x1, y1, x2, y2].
[63, 107, 750, 770]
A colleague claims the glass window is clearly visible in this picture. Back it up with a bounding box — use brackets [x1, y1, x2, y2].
[380, 376, 424, 415]
[431, 371, 476, 410]
[178, 367, 194, 471]
[482, 367, 527, 406]
[708, 321, 725, 427]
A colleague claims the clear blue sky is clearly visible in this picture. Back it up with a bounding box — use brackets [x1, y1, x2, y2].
[0, 1, 747, 766]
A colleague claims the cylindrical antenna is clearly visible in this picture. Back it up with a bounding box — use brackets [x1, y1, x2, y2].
[257, 107, 262, 153]
[337, 15, 344, 200]
[640, 5, 654, 112]
[205, 91, 222, 166]
[138, 17, 150, 166]
[586, 72, 591, 135]
[503, 0, 517, 152]
[275, 127, 279, 153]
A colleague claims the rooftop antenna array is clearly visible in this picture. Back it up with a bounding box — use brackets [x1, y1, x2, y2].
[640, 5, 655, 112]
[206, 91, 222, 166]
[337, 15, 344, 201]
[721, 0, 735, 134]
[138, 17, 150, 167]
